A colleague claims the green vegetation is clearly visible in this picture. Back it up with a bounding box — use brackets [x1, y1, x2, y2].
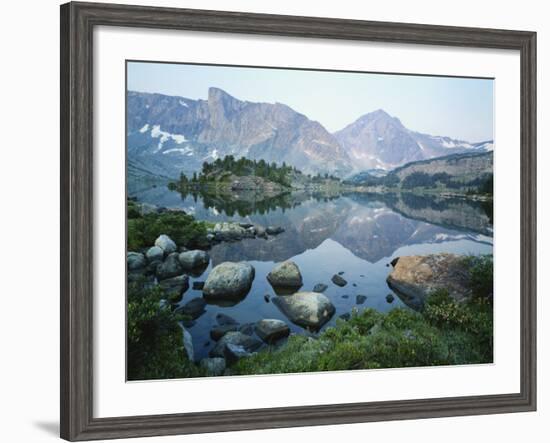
[170, 155, 298, 189]
[127, 200, 209, 250]
[463, 254, 494, 299]
[344, 172, 399, 188]
[401, 171, 493, 195]
[127, 281, 203, 380]
[231, 255, 493, 376]
[233, 293, 492, 375]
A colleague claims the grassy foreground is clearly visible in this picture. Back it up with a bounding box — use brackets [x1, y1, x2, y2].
[231, 288, 492, 375]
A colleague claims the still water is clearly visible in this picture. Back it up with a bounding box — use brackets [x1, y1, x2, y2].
[132, 186, 493, 361]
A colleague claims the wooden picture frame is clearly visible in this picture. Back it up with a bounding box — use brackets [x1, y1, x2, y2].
[60, 1, 536, 440]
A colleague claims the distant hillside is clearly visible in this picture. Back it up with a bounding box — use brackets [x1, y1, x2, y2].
[347, 151, 493, 194]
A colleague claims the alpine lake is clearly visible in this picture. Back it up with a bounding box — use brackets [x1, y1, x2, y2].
[130, 183, 493, 362]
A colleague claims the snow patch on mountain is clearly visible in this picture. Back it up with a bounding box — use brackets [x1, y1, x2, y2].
[146, 125, 188, 151]
[163, 147, 193, 155]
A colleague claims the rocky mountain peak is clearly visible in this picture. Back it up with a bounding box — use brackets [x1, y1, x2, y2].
[207, 87, 244, 117]
[357, 109, 403, 128]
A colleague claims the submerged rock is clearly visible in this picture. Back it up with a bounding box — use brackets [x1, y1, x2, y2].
[158, 274, 189, 302]
[156, 253, 184, 280]
[339, 312, 351, 321]
[200, 357, 226, 376]
[203, 262, 255, 300]
[356, 294, 367, 304]
[216, 313, 238, 326]
[209, 331, 262, 362]
[267, 261, 303, 290]
[255, 319, 290, 343]
[154, 234, 177, 254]
[176, 297, 206, 319]
[179, 250, 210, 270]
[273, 292, 335, 330]
[192, 281, 205, 290]
[331, 274, 348, 287]
[210, 324, 239, 341]
[386, 253, 473, 309]
[239, 323, 255, 336]
[312, 283, 328, 293]
[386, 293, 394, 303]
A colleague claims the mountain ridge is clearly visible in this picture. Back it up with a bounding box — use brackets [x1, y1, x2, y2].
[127, 87, 493, 179]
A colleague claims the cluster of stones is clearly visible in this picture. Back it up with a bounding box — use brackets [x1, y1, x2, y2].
[129, 233, 427, 376]
[206, 222, 285, 243]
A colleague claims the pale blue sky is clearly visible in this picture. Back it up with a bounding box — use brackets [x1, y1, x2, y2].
[127, 61, 494, 142]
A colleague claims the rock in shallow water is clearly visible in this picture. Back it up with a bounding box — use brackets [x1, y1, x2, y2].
[176, 297, 206, 319]
[267, 261, 303, 289]
[192, 281, 205, 290]
[386, 253, 474, 309]
[154, 234, 177, 254]
[273, 292, 335, 330]
[210, 324, 239, 341]
[331, 274, 348, 287]
[356, 294, 367, 304]
[216, 313, 238, 326]
[156, 253, 183, 280]
[209, 332, 262, 362]
[312, 283, 328, 293]
[158, 274, 189, 302]
[255, 319, 290, 343]
[203, 262, 255, 300]
[179, 250, 209, 270]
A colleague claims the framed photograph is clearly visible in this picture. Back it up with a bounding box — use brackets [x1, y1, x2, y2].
[60, 1, 536, 441]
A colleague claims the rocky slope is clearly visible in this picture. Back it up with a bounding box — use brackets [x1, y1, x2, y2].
[391, 151, 493, 182]
[334, 109, 493, 170]
[127, 88, 353, 178]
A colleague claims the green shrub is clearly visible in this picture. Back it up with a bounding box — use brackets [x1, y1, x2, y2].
[127, 210, 209, 251]
[423, 289, 493, 362]
[127, 281, 202, 380]
[465, 254, 493, 299]
[127, 199, 142, 219]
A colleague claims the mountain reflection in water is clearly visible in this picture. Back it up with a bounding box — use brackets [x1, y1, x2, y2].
[131, 186, 493, 360]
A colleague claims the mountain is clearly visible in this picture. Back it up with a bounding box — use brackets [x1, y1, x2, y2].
[127, 88, 353, 178]
[334, 109, 493, 170]
[347, 150, 493, 193]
